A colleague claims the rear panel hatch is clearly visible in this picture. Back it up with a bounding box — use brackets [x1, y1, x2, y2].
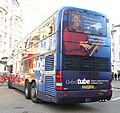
[62, 71, 110, 91]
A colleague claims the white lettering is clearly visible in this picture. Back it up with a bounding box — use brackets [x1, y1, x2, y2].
[65, 78, 90, 85]
[77, 78, 90, 84]
[66, 80, 78, 85]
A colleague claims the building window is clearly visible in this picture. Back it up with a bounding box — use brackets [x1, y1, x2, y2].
[0, 35, 2, 46]
[0, 35, 2, 40]
[0, 8, 7, 24]
[12, 0, 19, 7]
[0, 39, 2, 47]
[119, 36, 120, 45]
[0, 41, 2, 47]
[118, 27, 120, 31]
[9, 37, 12, 45]
[119, 52, 120, 61]
[0, 35, 2, 42]
[22, 60, 28, 73]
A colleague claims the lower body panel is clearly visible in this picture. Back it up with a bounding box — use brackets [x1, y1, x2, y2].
[54, 89, 112, 104]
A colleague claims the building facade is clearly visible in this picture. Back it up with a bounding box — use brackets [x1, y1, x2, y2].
[0, 0, 22, 71]
[111, 24, 120, 75]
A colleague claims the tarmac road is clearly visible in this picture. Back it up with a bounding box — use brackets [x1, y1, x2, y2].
[0, 81, 120, 113]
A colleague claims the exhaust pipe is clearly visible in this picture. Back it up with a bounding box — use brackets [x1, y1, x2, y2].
[99, 99, 108, 102]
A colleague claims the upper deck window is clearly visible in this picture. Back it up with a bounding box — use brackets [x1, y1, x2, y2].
[68, 10, 107, 36]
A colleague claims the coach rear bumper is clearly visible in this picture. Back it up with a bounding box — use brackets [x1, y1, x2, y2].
[55, 89, 112, 104]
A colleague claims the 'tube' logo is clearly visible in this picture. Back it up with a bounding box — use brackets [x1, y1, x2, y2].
[66, 78, 90, 85]
[77, 78, 90, 84]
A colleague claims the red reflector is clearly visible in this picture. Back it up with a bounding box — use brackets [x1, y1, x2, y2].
[63, 93, 68, 97]
[56, 86, 62, 90]
[107, 91, 112, 95]
[110, 85, 112, 89]
[64, 10, 68, 14]
[110, 72, 112, 82]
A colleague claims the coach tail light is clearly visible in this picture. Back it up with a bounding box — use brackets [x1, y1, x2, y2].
[56, 70, 62, 90]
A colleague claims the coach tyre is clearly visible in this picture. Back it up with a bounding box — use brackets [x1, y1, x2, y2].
[8, 77, 12, 89]
[31, 82, 39, 103]
[25, 81, 31, 99]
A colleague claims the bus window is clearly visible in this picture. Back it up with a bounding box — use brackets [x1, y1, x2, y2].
[22, 60, 29, 73]
[67, 10, 107, 36]
[63, 10, 107, 56]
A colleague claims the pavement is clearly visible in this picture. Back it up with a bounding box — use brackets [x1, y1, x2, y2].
[112, 80, 120, 89]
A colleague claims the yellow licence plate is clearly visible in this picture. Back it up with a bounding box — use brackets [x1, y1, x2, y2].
[82, 85, 95, 89]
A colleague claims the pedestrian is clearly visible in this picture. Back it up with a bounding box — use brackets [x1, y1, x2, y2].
[118, 73, 120, 81]
[114, 73, 117, 81]
[112, 72, 114, 80]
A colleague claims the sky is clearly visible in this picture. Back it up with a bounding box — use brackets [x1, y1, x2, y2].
[21, 0, 120, 36]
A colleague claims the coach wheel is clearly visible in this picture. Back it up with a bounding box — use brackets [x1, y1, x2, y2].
[31, 82, 39, 103]
[25, 81, 31, 99]
[8, 78, 12, 89]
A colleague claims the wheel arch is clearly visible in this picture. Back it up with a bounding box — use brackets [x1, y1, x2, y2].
[25, 79, 35, 85]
